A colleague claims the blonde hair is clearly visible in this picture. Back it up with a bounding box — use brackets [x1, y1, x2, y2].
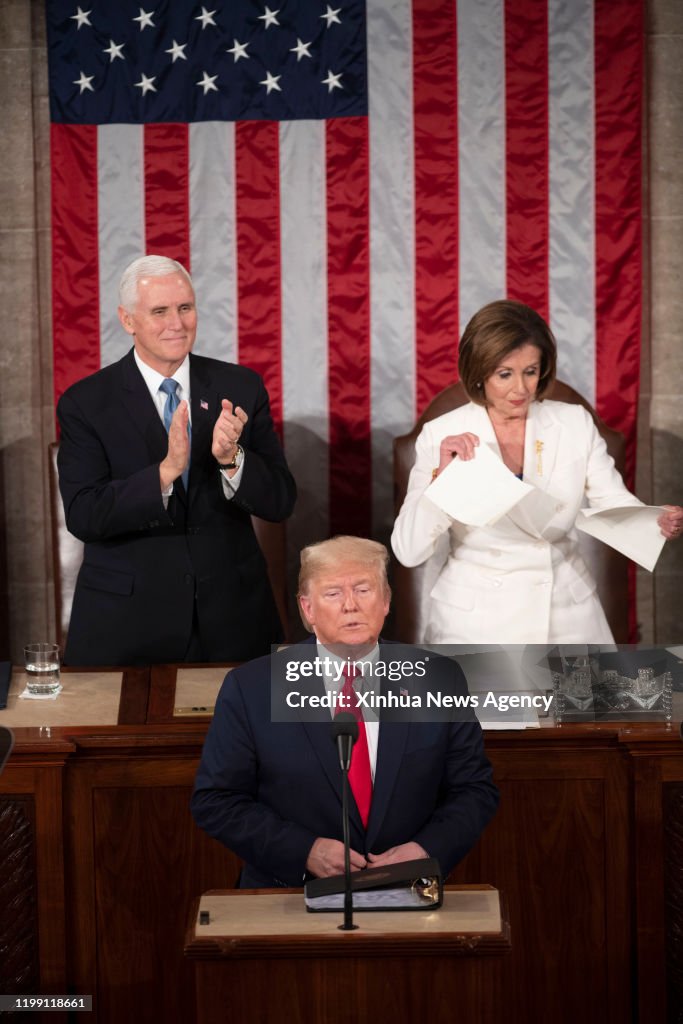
[297, 536, 390, 629]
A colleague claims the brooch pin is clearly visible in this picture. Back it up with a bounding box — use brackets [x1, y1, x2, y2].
[535, 440, 544, 476]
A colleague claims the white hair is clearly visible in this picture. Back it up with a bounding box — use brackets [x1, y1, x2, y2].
[118, 255, 193, 311]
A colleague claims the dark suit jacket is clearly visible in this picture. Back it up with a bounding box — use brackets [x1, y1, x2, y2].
[191, 639, 498, 887]
[57, 349, 296, 665]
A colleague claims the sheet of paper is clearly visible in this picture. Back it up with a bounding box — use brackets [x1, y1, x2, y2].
[424, 443, 533, 527]
[305, 888, 434, 911]
[575, 505, 666, 572]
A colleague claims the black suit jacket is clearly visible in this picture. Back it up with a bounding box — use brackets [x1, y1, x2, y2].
[191, 639, 498, 887]
[57, 349, 296, 665]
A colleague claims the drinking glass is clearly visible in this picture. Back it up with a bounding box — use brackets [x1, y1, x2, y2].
[23, 643, 61, 696]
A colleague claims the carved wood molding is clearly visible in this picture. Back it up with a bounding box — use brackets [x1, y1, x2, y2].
[664, 783, 683, 1022]
[0, 796, 39, 994]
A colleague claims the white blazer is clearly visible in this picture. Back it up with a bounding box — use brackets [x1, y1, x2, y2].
[391, 400, 642, 644]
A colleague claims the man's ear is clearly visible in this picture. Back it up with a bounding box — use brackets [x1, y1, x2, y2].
[117, 305, 135, 336]
[298, 594, 314, 631]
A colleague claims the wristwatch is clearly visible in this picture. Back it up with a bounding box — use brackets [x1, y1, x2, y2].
[218, 443, 244, 471]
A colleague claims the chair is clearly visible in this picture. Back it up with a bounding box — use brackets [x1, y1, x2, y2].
[48, 443, 289, 652]
[392, 380, 630, 644]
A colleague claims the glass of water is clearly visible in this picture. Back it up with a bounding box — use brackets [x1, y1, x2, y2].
[23, 643, 61, 696]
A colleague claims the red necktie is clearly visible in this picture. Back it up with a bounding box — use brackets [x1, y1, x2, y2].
[336, 667, 373, 828]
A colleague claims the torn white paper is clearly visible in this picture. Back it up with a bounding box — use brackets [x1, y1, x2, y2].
[424, 443, 533, 527]
[576, 505, 667, 572]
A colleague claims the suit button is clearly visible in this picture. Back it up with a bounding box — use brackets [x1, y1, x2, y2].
[184, 574, 193, 585]
[492, 579, 502, 588]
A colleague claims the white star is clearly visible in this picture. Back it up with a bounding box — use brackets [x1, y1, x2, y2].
[290, 38, 312, 61]
[227, 38, 249, 62]
[195, 7, 217, 29]
[134, 73, 157, 95]
[258, 6, 280, 29]
[321, 69, 343, 92]
[133, 8, 155, 31]
[260, 71, 282, 94]
[196, 71, 219, 94]
[103, 40, 125, 62]
[320, 5, 342, 27]
[73, 70, 94, 93]
[70, 7, 92, 29]
[165, 40, 187, 62]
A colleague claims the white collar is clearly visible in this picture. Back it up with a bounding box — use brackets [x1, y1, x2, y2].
[134, 350, 191, 398]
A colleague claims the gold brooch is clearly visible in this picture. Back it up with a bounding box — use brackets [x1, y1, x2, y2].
[535, 440, 544, 476]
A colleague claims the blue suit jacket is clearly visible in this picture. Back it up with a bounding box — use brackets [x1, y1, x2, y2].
[191, 638, 498, 887]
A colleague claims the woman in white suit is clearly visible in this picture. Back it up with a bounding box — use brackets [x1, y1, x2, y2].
[391, 301, 683, 644]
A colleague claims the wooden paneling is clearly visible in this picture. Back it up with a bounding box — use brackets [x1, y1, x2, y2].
[664, 783, 683, 1023]
[195, 953, 503, 1024]
[0, 746, 71, 1024]
[66, 751, 239, 1024]
[2, 710, 682, 1023]
[450, 739, 631, 1024]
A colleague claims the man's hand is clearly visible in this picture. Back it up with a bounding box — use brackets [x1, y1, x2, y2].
[212, 399, 248, 475]
[366, 842, 428, 868]
[306, 838, 367, 878]
[159, 400, 190, 490]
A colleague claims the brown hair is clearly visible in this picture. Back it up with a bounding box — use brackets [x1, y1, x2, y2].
[458, 300, 557, 405]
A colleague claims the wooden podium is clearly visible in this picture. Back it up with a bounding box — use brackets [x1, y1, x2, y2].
[184, 886, 511, 1024]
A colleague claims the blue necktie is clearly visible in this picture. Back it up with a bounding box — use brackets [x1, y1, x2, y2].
[159, 378, 190, 489]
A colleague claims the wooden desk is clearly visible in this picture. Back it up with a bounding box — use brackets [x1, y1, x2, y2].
[1, 667, 682, 1023]
[185, 887, 511, 1024]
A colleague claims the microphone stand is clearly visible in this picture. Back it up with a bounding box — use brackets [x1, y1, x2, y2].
[339, 761, 357, 931]
[332, 712, 359, 932]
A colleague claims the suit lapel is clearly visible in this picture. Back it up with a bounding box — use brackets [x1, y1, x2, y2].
[523, 400, 560, 492]
[189, 356, 215, 490]
[502, 401, 562, 537]
[466, 400, 561, 539]
[284, 639, 365, 833]
[120, 349, 169, 464]
[301, 718, 365, 829]
[365, 645, 410, 846]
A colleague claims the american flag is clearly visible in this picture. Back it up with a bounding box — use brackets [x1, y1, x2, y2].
[47, 0, 642, 563]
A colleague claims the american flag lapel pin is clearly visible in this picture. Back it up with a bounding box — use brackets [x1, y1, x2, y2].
[200, 399, 209, 411]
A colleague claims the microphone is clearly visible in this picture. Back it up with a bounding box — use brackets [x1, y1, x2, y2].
[331, 711, 359, 931]
[332, 711, 358, 771]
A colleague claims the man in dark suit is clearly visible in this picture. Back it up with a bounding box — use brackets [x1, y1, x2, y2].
[57, 255, 296, 666]
[191, 536, 498, 887]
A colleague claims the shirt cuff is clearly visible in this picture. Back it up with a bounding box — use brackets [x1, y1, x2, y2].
[219, 455, 245, 498]
[161, 481, 173, 510]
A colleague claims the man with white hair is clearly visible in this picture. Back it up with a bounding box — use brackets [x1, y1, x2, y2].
[57, 255, 296, 665]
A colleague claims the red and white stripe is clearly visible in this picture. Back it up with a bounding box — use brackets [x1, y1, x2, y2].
[51, 0, 643, 560]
